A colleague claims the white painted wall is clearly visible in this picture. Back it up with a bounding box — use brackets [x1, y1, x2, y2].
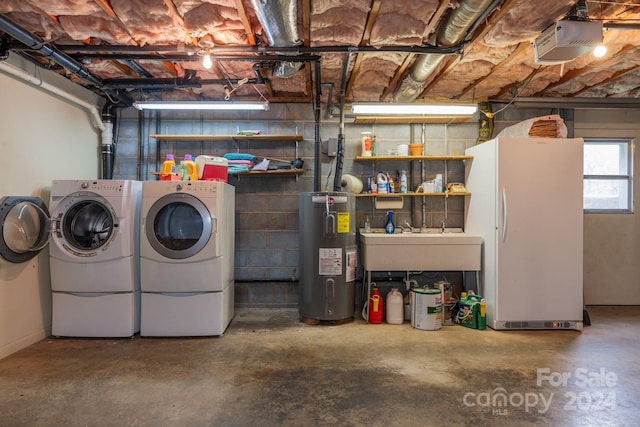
[0, 56, 101, 359]
[575, 110, 640, 305]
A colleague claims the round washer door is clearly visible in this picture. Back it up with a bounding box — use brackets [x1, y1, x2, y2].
[0, 196, 50, 263]
[145, 193, 212, 260]
[51, 193, 119, 257]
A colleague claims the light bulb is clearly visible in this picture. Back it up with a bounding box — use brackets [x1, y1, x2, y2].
[202, 53, 212, 69]
[593, 44, 607, 58]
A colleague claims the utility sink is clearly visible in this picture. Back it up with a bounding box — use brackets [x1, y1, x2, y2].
[360, 229, 482, 271]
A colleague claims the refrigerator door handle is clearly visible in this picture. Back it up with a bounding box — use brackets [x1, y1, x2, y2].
[501, 187, 508, 242]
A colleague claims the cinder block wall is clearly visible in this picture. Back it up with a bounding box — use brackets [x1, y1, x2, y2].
[112, 104, 563, 308]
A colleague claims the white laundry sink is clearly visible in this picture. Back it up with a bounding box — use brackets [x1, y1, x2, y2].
[360, 229, 482, 271]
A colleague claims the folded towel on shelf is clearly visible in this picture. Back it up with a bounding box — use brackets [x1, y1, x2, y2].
[227, 159, 254, 166]
[227, 165, 251, 174]
[224, 152, 257, 162]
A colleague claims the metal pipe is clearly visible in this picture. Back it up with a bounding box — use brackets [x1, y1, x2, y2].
[332, 52, 352, 192]
[0, 14, 132, 105]
[69, 53, 321, 63]
[100, 103, 115, 180]
[54, 44, 463, 55]
[314, 60, 321, 192]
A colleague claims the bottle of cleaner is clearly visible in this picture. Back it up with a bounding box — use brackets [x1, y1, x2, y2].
[161, 154, 176, 175]
[364, 216, 371, 232]
[183, 154, 198, 181]
[376, 172, 388, 194]
[386, 288, 404, 324]
[368, 285, 383, 324]
[399, 170, 408, 193]
[434, 173, 443, 193]
[385, 211, 395, 234]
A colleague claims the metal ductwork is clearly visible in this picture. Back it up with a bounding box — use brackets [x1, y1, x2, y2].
[394, 0, 496, 103]
[251, 0, 303, 78]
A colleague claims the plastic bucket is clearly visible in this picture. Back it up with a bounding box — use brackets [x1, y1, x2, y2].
[410, 287, 442, 330]
[409, 143, 424, 156]
[195, 155, 228, 182]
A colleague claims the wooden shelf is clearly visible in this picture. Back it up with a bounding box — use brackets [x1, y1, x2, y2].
[232, 169, 304, 177]
[355, 155, 472, 161]
[150, 134, 303, 141]
[356, 192, 469, 198]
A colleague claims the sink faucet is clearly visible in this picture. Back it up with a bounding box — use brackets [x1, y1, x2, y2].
[403, 220, 414, 233]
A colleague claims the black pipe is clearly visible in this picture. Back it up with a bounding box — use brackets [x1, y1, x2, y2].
[69, 53, 322, 63]
[313, 60, 321, 192]
[53, 44, 464, 55]
[100, 103, 115, 180]
[122, 60, 153, 78]
[332, 52, 352, 192]
[0, 14, 132, 105]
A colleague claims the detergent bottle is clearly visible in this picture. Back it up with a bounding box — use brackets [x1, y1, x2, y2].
[183, 154, 198, 181]
[161, 154, 176, 175]
[368, 285, 383, 324]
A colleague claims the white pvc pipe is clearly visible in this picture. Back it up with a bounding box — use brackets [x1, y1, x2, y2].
[0, 61, 105, 132]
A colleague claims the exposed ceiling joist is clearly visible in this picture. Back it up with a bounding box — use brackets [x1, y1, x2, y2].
[2, 0, 640, 106]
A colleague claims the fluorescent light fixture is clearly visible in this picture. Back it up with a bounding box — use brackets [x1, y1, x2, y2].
[351, 103, 477, 116]
[132, 101, 269, 111]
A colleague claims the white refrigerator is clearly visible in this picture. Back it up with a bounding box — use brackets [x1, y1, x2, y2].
[465, 136, 584, 331]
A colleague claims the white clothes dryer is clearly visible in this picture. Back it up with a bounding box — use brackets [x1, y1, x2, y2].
[139, 181, 235, 337]
[49, 180, 142, 337]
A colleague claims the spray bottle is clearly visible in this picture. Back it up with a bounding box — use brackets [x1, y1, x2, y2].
[385, 211, 395, 234]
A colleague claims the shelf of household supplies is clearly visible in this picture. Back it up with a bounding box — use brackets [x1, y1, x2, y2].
[150, 134, 303, 141]
[354, 155, 472, 161]
[356, 192, 470, 198]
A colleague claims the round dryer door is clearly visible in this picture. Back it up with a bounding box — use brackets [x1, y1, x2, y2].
[145, 193, 212, 259]
[52, 194, 118, 256]
[0, 196, 50, 263]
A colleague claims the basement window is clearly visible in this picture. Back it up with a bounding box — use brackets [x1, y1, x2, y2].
[583, 138, 634, 213]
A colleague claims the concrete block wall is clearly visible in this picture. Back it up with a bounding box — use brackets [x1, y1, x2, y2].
[112, 104, 560, 307]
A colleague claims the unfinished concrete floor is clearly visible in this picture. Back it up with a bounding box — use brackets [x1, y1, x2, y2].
[1, 306, 638, 426]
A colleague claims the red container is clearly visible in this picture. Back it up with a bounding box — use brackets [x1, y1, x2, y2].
[195, 155, 228, 182]
[368, 286, 384, 324]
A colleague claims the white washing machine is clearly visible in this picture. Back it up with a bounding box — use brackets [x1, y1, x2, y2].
[139, 180, 235, 336]
[49, 180, 142, 337]
[0, 181, 142, 337]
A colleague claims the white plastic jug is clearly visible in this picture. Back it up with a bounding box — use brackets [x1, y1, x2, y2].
[376, 172, 388, 193]
[386, 288, 404, 324]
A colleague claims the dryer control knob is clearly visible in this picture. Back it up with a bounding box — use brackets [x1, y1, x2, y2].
[176, 184, 183, 191]
[81, 182, 89, 189]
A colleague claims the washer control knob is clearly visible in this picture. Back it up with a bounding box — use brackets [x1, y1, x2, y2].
[176, 184, 183, 191]
[81, 182, 89, 189]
